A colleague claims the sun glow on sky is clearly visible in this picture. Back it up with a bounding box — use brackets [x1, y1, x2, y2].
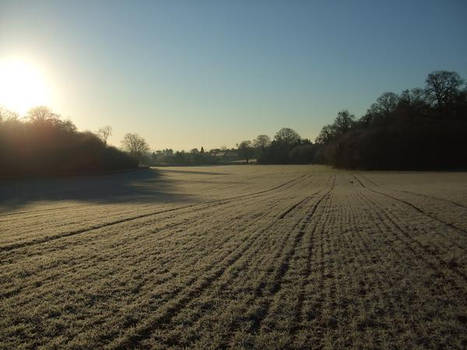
[1, 1, 466, 149]
[0, 58, 51, 115]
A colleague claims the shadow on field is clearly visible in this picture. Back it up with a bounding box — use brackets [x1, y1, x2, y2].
[0, 168, 193, 212]
[159, 169, 229, 176]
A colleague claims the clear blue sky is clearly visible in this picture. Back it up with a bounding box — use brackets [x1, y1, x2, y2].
[1, 0, 466, 150]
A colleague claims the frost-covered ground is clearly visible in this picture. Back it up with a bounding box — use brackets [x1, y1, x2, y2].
[1, 165, 466, 349]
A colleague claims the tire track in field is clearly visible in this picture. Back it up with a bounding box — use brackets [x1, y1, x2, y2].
[256, 176, 334, 325]
[95, 175, 466, 348]
[339, 187, 418, 343]
[355, 187, 467, 283]
[0, 179, 301, 305]
[1, 174, 312, 298]
[353, 174, 467, 236]
[108, 175, 328, 348]
[0, 175, 310, 252]
[5, 175, 298, 273]
[4, 171, 466, 349]
[0, 178, 296, 261]
[146, 194, 319, 349]
[278, 196, 312, 219]
[313, 179, 462, 346]
[358, 188, 465, 281]
[294, 177, 337, 343]
[5, 193, 289, 349]
[2, 173, 308, 224]
[358, 174, 467, 209]
[213, 196, 315, 341]
[352, 175, 461, 249]
[0, 203, 200, 252]
[104, 183, 323, 349]
[228, 177, 335, 342]
[398, 190, 467, 209]
[353, 187, 467, 324]
[0, 197, 168, 224]
[315, 187, 346, 344]
[0, 203, 90, 219]
[297, 182, 373, 347]
[293, 188, 330, 347]
[286, 187, 334, 342]
[0, 173, 306, 236]
[0, 194, 285, 302]
[354, 179, 465, 255]
[153, 178, 334, 349]
[359, 174, 379, 187]
[0, 174, 309, 221]
[172, 178, 330, 346]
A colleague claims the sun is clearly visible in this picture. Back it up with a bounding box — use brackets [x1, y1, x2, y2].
[0, 57, 51, 115]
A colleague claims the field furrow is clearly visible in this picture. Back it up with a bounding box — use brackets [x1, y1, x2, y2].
[1, 166, 466, 349]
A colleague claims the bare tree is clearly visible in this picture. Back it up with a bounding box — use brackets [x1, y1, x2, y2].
[26, 106, 76, 132]
[253, 134, 271, 150]
[375, 93, 399, 114]
[27, 106, 57, 121]
[121, 133, 149, 164]
[315, 124, 334, 144]
[0, 107, 19, 122]
[97, 126, 112, 145]
[333, 110, 355, 134]
[274, 128, 301, 146]
[425, 71, 463, 109]
[238, 140, 255, 163]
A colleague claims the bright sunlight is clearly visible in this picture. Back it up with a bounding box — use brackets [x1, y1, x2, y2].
[0, 57, 51, 115]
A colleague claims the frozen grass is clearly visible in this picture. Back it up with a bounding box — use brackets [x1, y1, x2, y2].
[0, 165, 466, 349]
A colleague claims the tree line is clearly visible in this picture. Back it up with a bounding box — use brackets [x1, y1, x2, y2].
[150, 147, 240, 166]
[148, 129, 316, 166]
[0, 107, 137, 177]
[314, 71, 467, 169]
[234, 70, 467, 169]
[2, 70, 465, 176]
[236, 129, 318, 164]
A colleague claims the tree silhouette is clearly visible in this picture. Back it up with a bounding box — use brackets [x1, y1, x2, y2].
[121, 133, 149, 164]
[253, 134, 271, 150]
[27, 106, 57, 122]
[274, 128, 300, 146]
[425, 71, 464, 111]
[0, 107, 136, 176]
[238, 140, 255, 163]
[97, 126, 112, 145]
[333, 110, 355, 134]
[314, 70, 467, 169]
[375, 93, 399, 115]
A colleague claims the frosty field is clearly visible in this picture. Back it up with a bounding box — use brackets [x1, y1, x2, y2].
[1, 165, 466, 349]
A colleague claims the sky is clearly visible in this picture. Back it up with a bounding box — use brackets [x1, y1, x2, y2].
[1, 0, 466, 150]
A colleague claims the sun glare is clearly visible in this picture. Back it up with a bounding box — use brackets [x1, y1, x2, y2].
[0, 58, 51, 115]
